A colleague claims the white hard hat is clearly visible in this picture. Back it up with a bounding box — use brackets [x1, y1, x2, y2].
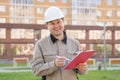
[44, 6, 64, 23]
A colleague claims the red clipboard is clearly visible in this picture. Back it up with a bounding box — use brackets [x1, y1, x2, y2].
[64, 50, 96, 70]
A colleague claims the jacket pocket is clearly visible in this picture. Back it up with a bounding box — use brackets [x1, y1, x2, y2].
[43, 50, 57, 62]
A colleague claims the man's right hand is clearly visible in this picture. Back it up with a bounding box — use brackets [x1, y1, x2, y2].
[55, 56, 66, 67]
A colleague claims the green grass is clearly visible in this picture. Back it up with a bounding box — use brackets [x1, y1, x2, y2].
[0, 63, 28, 67]
[78, 70, 120, 80]
[5, 67, 31, 70]
[0, 63, 13, 67]
[0, 70, 120, 80]
[0, 72, 40, 80]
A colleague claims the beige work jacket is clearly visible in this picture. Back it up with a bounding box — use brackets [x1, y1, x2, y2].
[32, 35, 83, 80]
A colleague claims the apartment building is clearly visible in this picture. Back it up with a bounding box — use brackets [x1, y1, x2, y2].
[0, 0, 120, 59]
[0, 0, 68, 24]
[97, 0, 120, 26]
[0, 0, 120, 26]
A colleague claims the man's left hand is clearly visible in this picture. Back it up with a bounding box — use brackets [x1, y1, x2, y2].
[76, 63, 87, 74]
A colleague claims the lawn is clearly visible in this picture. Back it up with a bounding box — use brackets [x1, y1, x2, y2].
[78, 70, 120, 80]
[0, 62, 28, 67]
[0, 70, 120, 80]
[0, 71, 40, 80]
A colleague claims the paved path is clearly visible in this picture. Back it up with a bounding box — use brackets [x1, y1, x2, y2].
[0, 67, 32, 72]
[0, 69, 31, 72]
[0, 59, 33, 72]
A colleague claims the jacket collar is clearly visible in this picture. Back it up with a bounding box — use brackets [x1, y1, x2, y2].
[50, 32, 67, 44]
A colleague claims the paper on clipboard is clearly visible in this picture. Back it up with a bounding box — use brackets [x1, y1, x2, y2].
[64, 50, 96, 70]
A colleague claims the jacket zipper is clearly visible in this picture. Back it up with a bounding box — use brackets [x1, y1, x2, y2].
[56, 41, 62, 80]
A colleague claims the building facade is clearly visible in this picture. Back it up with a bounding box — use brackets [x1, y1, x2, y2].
[0, 0, 120, 26]
[0, 0, 120, 60]
[0, 23, 120, 60]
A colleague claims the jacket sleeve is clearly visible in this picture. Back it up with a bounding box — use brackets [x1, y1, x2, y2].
[31, 41, 58, 76]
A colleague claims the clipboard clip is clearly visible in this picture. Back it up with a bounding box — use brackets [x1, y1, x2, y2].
[73, 50, 82, 55]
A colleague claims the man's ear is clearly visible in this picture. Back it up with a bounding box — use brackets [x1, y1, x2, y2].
[47, 26, 50, 30]
[45, 23, 49, 29]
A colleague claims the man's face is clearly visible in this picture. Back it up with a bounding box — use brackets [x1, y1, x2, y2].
[46, 18, 65, 37]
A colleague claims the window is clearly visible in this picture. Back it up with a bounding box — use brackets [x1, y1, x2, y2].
[91, 44, 112, 55]
[9, 2, 34, 24]
[62, 0, 67, 3]
[37, 20, 44, 24]
[49, 0, 56, 2]
[9, 0, 14, 3]
[0, 44, 6, 55]
[72, 0, 77, 3]
[37, 7, 44, 14]
[86, 21, 93, 25]
[16, 0, 21, 4]
[71, 0, 97, 25]
[89, 30, 111, 40]
[38, 0, 44, 2]
[105, 30, 112, 39]
[22, 0, 33, 4]
[11, 29, 34, 39]
[11, 44, 34, 55]
[106, 11, 113, 17]
[9, 18, 15, 23]
[97, 0, 102, 5]
[115, 31, 120, 40]
[61, 8, 67, 15]
[72, 8, 78, 14]
[97, 10, 101, 17]
[0, 28, 6, 38]
[106, 22, 113, 26]
[66, 30, 86, 39]
[89, 30, 103, 39]
[72, 19, 78, 25]
[115, 44, 120, 54]
[9, 0, 33, 4]
[107, 0, 113, 5]
[117, 22, 120, 26]
[41, 29, 50, 38]
[0, 5, 6, 12]
[0, 18, 6, 23]
[118, 0, 120, 5]
[117, 11, 120, 17]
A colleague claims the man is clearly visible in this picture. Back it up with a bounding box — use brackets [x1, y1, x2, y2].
[32, 6, 87, 80]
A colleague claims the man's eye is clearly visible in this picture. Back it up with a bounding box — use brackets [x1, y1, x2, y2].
[51, 23, 55, 25]
[57, 22, 59, 24]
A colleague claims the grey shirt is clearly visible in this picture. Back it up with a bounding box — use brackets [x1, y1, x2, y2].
[32, 34, 82, 80]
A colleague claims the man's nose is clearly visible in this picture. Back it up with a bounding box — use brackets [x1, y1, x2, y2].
[54, 23, 59, 27]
